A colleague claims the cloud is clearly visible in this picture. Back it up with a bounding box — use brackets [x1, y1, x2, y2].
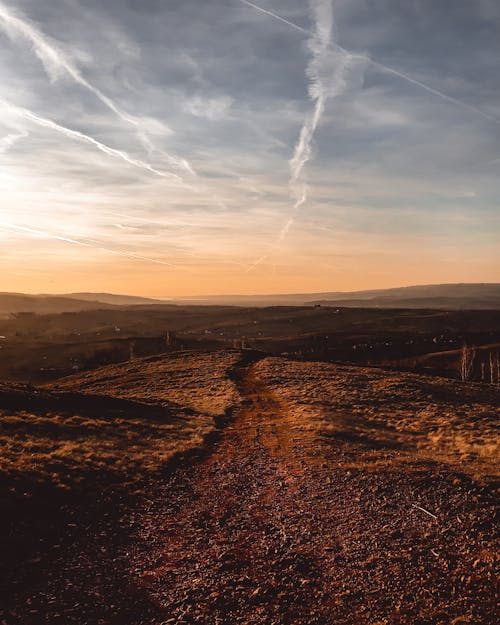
[287, 0, 362, 235]
[0, 97, 184, 182]
[0, 0, 499, 291]
[186, 95, 234, 121]
[0, 0, 195, 175]
[237, 0, 500, 127]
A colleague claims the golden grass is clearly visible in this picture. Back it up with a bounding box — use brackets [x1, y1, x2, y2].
[0, 408, 212, 490]
[254, 357, 499, 481]
[0, 350, 241, 492]
[49, 349, 241, 417]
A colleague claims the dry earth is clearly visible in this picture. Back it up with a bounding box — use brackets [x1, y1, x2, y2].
[0, 351, 498, 624]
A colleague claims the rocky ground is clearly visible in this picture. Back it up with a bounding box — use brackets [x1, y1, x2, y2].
[0, 351, 498, 624]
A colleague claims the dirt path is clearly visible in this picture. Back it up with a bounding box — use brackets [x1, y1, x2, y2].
[132, 364, 333, 624]
[128, 362, 497, 625]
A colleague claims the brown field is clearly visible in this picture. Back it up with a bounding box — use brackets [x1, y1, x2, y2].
[1, 306, 499, 384]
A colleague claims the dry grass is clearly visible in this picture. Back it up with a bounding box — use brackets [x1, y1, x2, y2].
[0, 405, 211, 491]
[0, 350, 241, 492]
[49, 350, 241, 417]
[254, 357, 499, 482]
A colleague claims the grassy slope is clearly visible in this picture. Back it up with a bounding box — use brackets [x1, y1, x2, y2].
[0, 350, 241, 494]
[254, 358, 499, 484]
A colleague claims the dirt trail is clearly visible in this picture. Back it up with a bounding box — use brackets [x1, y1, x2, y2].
[129, 361, 497, 625]
[132, 362, 335, 624]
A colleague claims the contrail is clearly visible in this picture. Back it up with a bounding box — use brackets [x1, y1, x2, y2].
[239, 0, 500, 259]
[0, 1, 195, 175]
[277, 183, 307, 242]
[239, 0, 308, 34]
[369, 60, 500, 126]
[244, 0, 356, 268]
[286, 0, 353, 238]
[0, 97, 184, 182]
[244, 253, 268, 273]
[237, 0, 500, 125]
[0, 222, 177, 266]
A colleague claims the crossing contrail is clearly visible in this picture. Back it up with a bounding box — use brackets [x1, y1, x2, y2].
[368, 59, 500, 126]
[237, 0, 500, 125]
[0, 98, 184, 182]
[0, 0, 195, 175]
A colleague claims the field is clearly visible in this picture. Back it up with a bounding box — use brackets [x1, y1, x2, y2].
[0, 336, 498, 624]
[1, 305, 500, 383]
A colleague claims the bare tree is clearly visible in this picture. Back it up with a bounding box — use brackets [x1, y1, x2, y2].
[489, 351, 495, 385]
[460, 344, 476, 382]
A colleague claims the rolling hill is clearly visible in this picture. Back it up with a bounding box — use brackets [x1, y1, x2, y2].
[172, 283, 500, 308]
[1, 284, 499, 316]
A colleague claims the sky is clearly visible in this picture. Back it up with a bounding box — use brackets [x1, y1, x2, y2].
[0, 0, 499, 296]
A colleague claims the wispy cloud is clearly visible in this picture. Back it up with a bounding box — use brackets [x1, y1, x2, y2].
[0, 222, 177, 267]
[244, 0, 356, 268]
[0, 0, 195, 175]
[0, 97, 184, 182]
[288, 0, 356, 215]
[1, 0, 498, 292]
[239, 0, 500, 258]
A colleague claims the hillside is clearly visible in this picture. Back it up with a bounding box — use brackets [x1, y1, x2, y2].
[0, 293, 117, 316]
[0, 293, 169, 317]
[2, 284, 500, 315]
[172, 283, 500, 308]
[63, 293, 166, 306]
[0, 350, 497, 624]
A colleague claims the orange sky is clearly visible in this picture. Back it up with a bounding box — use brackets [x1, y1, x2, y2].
[2, 229, 499, 296]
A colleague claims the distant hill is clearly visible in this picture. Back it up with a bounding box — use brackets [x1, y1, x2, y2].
[0, 293, 118, 316]
[0, 292, 167, 316]
[308, 283, 500, 309]
[1, 284, 499, 315]
[63, 293, 166, 306]
[172, 284, 500, 309]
